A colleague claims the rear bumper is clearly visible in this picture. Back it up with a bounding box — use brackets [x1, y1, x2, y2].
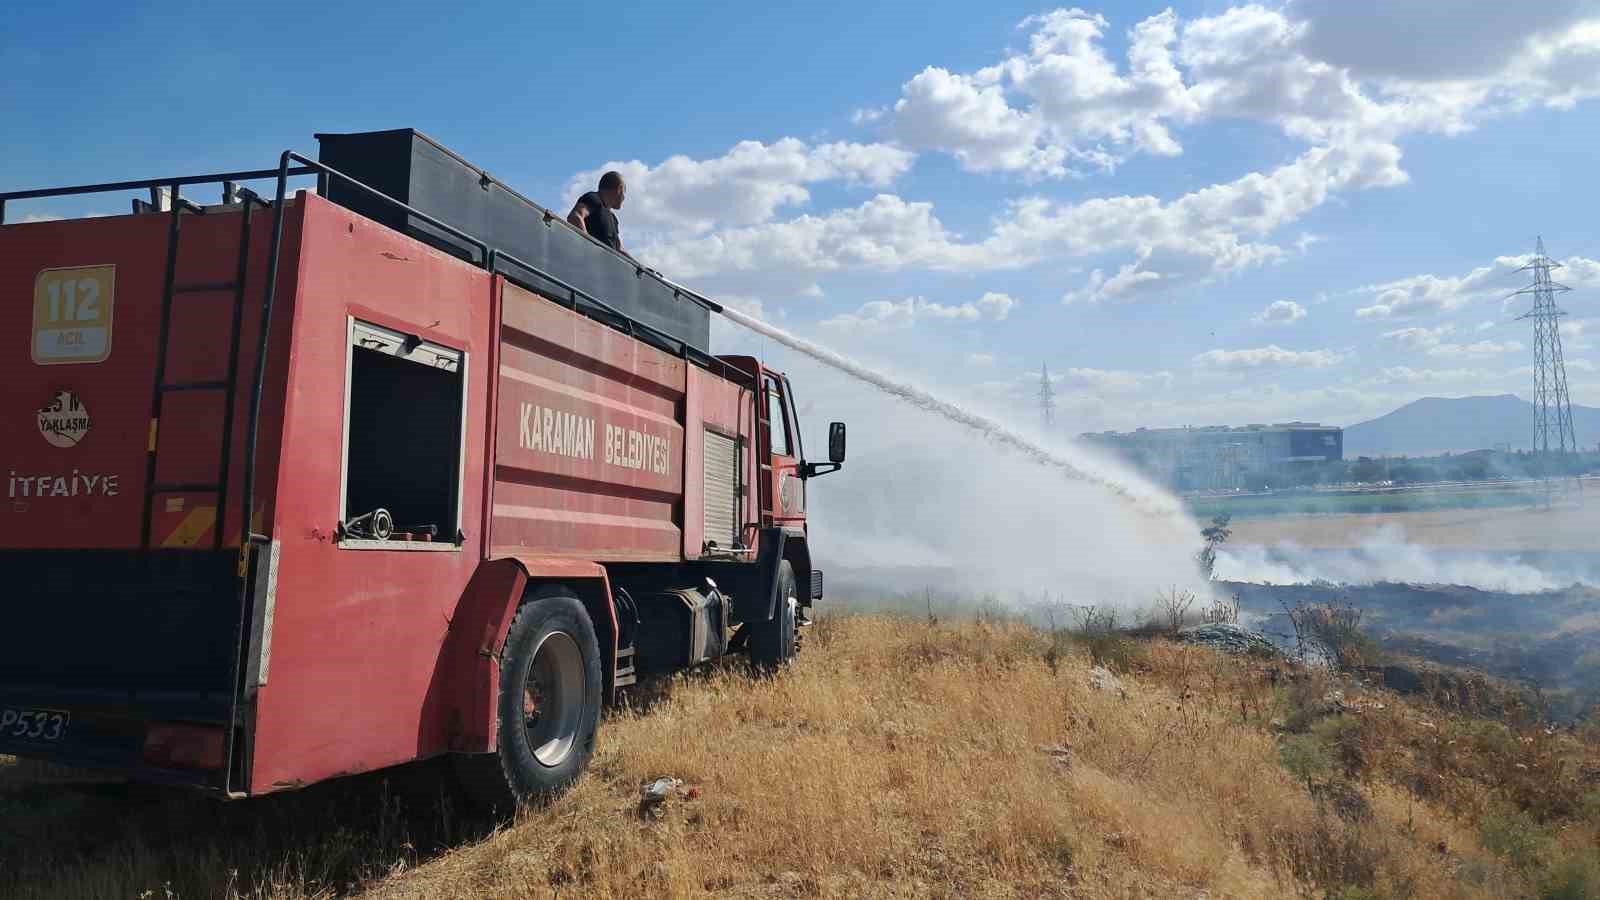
[2, 748, 224, 793]
[0, 687, 231, 793]
[0, 549, 250, 795]
[1, 736, 227, 794]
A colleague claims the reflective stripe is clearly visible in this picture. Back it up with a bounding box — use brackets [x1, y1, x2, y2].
[161, 505, 217, 548]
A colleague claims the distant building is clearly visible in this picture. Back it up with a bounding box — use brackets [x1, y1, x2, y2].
[1079, 422, 1343, 492]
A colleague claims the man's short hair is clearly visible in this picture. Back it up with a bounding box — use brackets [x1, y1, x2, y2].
[598, 171, 624, 192]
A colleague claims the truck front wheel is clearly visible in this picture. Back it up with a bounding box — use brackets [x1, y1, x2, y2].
[749, 561, 799, 671]
[457, 586, 602, 812]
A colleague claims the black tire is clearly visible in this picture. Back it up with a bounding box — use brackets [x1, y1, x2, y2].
[455, 585, 603, 813]
[749, 561, 799, 671]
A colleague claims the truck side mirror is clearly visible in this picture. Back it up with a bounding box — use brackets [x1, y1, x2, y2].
[828, 421, 847, 464]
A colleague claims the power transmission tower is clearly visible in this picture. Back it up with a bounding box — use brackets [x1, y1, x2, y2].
[1512, 237, 1578, 454]
[1039, 363, 1057, 428]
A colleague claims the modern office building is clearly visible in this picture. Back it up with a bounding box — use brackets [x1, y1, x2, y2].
[1079, 422, 1344, 492]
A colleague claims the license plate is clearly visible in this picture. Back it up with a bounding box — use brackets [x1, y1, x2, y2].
[0, 707, 70, 743]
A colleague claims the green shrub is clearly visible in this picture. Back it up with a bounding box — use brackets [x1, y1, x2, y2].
[1311, 715, 1369, 778]
[1540, 851, 1600, 900]
[1479, 810, 1552, 871]
[1085, 633, 1144, 673]
[1279, 732, 1335, 788]
[1581, 791, 1600, 823]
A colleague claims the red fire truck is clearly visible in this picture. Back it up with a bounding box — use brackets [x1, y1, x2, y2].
[0, 130, 846, 807]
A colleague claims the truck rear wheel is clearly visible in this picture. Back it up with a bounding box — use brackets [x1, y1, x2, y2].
[456, 586, 602, 812]
[749, 561, 799, 671]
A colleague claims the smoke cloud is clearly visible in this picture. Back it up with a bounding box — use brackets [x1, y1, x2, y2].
[708, 307, 1210, 611]
[1215, 526, 1600, 593]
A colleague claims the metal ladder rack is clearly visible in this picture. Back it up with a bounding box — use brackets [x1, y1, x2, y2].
[139, 183, 270, 551]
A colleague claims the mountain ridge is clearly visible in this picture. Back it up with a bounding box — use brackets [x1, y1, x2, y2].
[1344, 393, 1600, 456]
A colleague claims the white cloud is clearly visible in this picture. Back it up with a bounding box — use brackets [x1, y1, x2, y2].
[990, 139, 1406, 275]
[596, 5, 1600, 317]
[1057, 379, 1421, 432]
[1058, 366, 1176, 392]
[565, 138, 915, 236]
[1561, 318, 1596, 350]
[20, 212, 63, 223]
[890, 65, 1069, 178]
[709, 294, 770, 351]
[1380, 325, 1456, 350]
[819, 294, 1014, 331]
[873, 4, 1600, 182]
[1551, 254, 1600, 291]
[1193, 345, 1349, 370]
[1355, 252, 1600, 320]
[1254, 299, 1308, 325]
[1429, 339, 1526, 359]
[1294, 0, 1598, 82]
[975, 291, 1018, 320]
[1061, 271, 1104, 304]
[646, 194, 979, 280]
[1356, 260, 1519, 319]
[965, 352, 997, 367]
[1364, 366, 1500, 386]
[717, 295, 767, 318]
[1381, 324, 1525, 358]
[653, 139, 1406, 286]
[883, 9, 1198, 177]
[1063, 258, 1167, 304]
[974, 366, 1175, 413]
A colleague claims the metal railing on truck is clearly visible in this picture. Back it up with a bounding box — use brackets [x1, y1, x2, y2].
[0, 150, 756, 563]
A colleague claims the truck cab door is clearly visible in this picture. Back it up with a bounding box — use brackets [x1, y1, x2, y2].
[759, 373, 804, 527]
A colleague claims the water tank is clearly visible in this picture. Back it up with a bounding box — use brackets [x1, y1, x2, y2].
[314, 128, 712, 354]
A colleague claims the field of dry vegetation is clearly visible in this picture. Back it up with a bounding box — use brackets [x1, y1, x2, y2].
[4, 613, 1600, 899]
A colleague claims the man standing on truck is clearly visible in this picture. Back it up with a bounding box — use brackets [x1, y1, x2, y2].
[567, 171, 630, 259]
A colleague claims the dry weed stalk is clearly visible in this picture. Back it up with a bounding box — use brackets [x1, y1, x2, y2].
[1202, 592, 1240, 625]
[1157, 587, 1197, 634]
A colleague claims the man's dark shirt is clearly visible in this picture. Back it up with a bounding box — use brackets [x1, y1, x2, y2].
[575, 191, 620, 250]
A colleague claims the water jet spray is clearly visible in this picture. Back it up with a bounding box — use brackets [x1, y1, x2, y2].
[712, 304, 1186, 524]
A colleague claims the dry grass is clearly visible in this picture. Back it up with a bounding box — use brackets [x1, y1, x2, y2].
[4, 614, 1600, 898]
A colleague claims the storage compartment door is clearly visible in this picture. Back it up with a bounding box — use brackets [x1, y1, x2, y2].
[702, 429, 741, 552]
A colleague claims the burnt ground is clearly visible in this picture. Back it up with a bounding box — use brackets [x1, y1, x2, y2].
[1223, 579, 1600, 720]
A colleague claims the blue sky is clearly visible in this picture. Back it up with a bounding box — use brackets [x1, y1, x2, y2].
[6, 0, 1600, 435]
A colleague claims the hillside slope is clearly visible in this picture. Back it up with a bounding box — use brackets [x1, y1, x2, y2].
[4, 616, 1599, 898]
[1345, 394, 1600, 456]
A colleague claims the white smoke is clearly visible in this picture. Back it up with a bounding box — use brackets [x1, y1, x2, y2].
[710, 305, 1209, 610]
[1214, 526, 1597, 593]
[718, 304, 1187, 522]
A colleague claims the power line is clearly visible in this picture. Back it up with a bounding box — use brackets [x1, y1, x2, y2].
[1512, 237, 1578, 454]
[1039, 363, 1056, 428]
